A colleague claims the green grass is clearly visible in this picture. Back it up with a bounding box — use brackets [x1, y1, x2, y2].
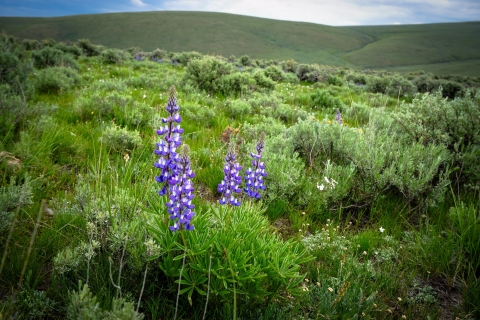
[1, 12, 479, 75]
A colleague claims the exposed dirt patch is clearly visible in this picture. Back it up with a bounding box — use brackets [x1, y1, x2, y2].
[196, 183, 217, 203]
[405, 275, 464, 320]
[271, 218, 296, 240]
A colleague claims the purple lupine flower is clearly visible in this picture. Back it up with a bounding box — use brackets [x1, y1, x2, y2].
[154, 86, 184, 197]
[218, 147, 243, 206]
[335, 109, 343, 125]
[166, 151, 195, 231]
[244, 136, 267, 199]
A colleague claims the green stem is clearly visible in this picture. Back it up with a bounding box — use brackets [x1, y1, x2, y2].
[224, 246, 236, 320]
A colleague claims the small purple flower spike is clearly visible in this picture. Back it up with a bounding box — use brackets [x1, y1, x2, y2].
[218, 146, 243, 206]
[335, 109, 343, 125]
[244, 134, 267, 199]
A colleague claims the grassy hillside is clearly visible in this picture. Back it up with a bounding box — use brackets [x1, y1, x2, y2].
[0, 11, 479, 76]
[343, 23, 480, 71]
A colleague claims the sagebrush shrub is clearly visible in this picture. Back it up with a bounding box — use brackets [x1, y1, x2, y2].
[392, 90, 480, 187]
[310, 88, 343, 110]
[253, 70, 276, 91]
[220, 72, 256, 97]
[183, 56, 232, 94]
[99, 123, 142, 153]
[224, 99, 252, 118]
[0, 175, 33, 235]
[264, 65, 285, 82]
[101, 48, 131, 64]
[32, 46, 78, 69]
[77, 39, 102, 56]
[54, 43, 82, 58]
[35, 67, 82, 93]
[0, 51, 34, 97]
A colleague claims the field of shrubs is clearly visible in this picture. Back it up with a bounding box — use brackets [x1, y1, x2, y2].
[1, 34, 479, 319]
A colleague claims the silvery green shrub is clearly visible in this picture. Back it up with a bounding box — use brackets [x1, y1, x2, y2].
[35, 66, 82, 94]
[101, 48, 131, 65]
[310, 88, 344, 110]
[288, 115, 450, 208]
[32, 46, 79, 69]
[384, 75, 417, 98]
[54, 43, 82, 58]
[242, 116, 286, 141]
[77, 39, 102, 56]
[261, 134, 305, 202]
[0, 51, 34, 97]
[224, 99, 252, 118]
[263, 65, 284, 82]
[0, 175, 33, 235]
[181, 103, 216, 127]
[170, 51, 202, 65]
[247, 91, 283, 111]
[14, 287, 57, 319]
[220, 72, 256, 97]
[68, 282, 144, 320]
[183, 56, 232, 95]
[253, 70, 276, 91]
[392, 90, 480, 187]
[326, 75, 345, 86]
[99, 124, 142, 153]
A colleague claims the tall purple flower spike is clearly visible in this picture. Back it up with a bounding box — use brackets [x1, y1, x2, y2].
[244, 137, 267, 199]
[154, 86, 195, 231]
[154, 86, 184, 196]
[166, 151, 196, 231]
[218, 147, 243, 206]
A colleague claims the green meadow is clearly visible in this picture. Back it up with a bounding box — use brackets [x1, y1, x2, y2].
[1, 12, 480, 76]
[0, 31, 479, 319]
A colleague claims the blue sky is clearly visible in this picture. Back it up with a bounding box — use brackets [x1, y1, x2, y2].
[0, 0, 479, 26]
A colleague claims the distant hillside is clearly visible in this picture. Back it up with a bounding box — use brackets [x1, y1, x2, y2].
[1, 11, 479, 76]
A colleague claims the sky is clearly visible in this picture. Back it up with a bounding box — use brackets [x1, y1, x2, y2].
[0, 0, 479, 26]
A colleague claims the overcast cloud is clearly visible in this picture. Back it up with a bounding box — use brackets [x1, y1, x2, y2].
[0, 0, 479, 26]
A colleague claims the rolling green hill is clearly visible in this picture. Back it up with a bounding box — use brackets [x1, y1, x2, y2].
[1, 11, 479, 76]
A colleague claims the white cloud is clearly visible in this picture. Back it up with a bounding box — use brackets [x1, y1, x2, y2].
[132, 0, 147, 7]
[156, 0, 417, 25]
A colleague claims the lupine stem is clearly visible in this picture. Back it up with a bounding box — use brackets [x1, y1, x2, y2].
[174, 252, 187, 320]
[202, 254, 212, 320]
[137, 264, 148, 312]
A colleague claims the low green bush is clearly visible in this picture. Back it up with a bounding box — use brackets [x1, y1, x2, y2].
[77, 39, 102, 57]
[99, 124, 142, 153]
[219, 72, 256, 97]
[392, 90, 480, 187]
[35, 67, 82, 93]
[183, 56, 232, 95]
[310, 88, 343, 110]
[101, 48, 131, 64]
[263, 65, 284, 82]
[32, 46, 79, 69]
